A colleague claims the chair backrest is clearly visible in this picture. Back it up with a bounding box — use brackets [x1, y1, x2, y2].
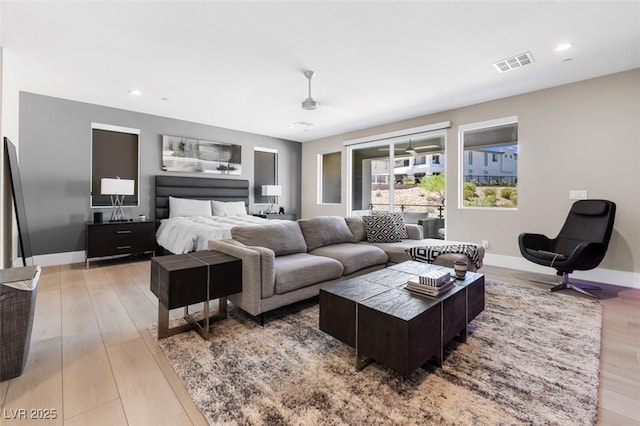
[555, 200, 616, 253]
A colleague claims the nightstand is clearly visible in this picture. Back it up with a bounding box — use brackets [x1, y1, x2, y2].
[85, 220, 156, 267]
[253, 213, 297, 221]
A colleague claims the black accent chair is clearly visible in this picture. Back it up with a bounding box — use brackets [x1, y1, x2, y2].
[518, 199, 616, 298]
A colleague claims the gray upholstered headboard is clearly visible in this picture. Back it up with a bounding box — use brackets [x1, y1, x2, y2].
[155, 175, 250, 220]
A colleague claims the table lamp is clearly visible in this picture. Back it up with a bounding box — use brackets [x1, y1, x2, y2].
[261, 185, 282, 214]
[101, 177, 135, 221]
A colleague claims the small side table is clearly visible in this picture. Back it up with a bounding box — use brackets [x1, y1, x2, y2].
[150, 250, 242, 339]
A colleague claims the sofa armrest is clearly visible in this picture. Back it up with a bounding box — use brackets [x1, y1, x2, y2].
[209, 239, 263, 316]
[246, 245, 276, 298]
[405, 224, 423, 240]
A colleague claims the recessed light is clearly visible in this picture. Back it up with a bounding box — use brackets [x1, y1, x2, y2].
[128, 89, 142, 96]
[554, 43, 574, 52]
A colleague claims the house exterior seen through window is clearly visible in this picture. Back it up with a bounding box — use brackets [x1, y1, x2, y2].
[459, 117, 518, 209]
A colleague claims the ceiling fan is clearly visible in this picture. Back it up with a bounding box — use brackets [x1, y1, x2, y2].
[379, 140, 421, 155]
[301, 70, 318, 110]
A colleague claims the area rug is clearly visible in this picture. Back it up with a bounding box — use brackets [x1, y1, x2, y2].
[155, 280, 602, 425]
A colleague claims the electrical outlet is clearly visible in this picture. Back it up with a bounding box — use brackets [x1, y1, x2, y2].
[481, 240, 489, 249]
[569, 190, 588, 200]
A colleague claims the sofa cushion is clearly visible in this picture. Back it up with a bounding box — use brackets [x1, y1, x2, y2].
[231, 221, 307, 256]
[309, 243, 388, 275]
[298, 216, 354, 251]
[363, 215, 402, 243]
[345, 217, 367, 242]
[274, 253, 344, 294]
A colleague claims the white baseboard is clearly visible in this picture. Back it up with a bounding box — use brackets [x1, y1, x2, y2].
[483, 253, 640, 289]
[15, 251, 87, 268]
[17, 250, 640, 289]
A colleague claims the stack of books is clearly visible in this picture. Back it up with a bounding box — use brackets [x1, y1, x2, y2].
[406, 270, 455, 297]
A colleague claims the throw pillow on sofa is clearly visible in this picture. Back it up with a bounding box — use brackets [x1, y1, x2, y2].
[371, 211, 409, 239]
[362, 215, 402, 243]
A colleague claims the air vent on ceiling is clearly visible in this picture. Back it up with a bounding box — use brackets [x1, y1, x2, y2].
[492, 52, 535, 73]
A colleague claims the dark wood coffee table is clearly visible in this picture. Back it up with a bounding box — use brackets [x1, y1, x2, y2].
[319, 261, 484, 375]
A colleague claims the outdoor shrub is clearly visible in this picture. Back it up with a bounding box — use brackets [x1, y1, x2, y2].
[463, 189, 475, 200]
[484, 188, 496, 196]
[375, 191, 382, 197]
[485, 194, 497, 206]
[462, 182, 476, 201]
[500, 188, 513, 199]
[510, 192, 518, 205]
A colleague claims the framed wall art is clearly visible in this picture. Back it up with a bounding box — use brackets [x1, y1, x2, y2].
[162, 135, 242, 175]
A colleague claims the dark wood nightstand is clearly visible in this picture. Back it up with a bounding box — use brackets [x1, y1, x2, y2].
[85, 220, 156, 267]
[253, 213, 297, 221]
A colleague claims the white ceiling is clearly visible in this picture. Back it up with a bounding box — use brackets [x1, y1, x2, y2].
[2, 1, 639, 143]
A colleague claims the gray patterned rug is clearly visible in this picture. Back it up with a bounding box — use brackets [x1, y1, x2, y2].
[155, 280, 602, 425]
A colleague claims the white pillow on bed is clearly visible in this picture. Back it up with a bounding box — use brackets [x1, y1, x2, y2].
[169, 196, 212, 218]
[211, 200, 248, 217]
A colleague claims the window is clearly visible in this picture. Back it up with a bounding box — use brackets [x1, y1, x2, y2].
[414, 155, 426, 165]
[348, 132, 446, 215]
[90, 123, 140, 207]
[319, 152, 341, 204]
[254, 147, 277, 203]
[459, 117, 518, 209]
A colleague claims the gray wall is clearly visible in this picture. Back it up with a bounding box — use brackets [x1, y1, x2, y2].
[301, 69, 640, 275]
[19, 92, 302, 256]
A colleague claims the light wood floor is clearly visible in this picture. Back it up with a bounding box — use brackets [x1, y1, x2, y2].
[0, 260, 638, 425]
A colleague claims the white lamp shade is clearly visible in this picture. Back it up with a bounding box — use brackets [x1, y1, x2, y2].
[261, 185, 282, 197]
[101, 178, 135, 196]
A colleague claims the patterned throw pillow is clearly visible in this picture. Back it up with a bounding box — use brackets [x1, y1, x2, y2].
[371, 211, 409, 239]
[362, 215, 402, 243]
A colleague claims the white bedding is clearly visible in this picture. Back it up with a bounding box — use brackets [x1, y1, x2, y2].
[156, 215, 270, 254]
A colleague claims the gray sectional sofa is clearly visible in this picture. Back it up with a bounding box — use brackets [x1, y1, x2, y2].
[209, 215, 483, 318]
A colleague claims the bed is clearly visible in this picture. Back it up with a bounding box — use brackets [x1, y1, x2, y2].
[154, 175, 270, 254]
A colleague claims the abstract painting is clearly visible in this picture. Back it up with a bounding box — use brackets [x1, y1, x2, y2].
[162, 135, 242, 174]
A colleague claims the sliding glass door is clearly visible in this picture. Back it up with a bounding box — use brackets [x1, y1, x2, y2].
[349, 131, 446, 218]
